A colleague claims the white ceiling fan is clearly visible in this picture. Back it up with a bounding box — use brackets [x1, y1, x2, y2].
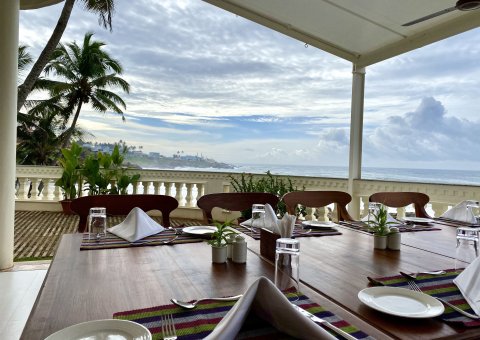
[402, 0, 480, 26]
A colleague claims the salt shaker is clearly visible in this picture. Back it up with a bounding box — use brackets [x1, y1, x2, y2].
[387, 227, 401, 250]
[232, 235, 247, 263]
[226, 233, 236, 259]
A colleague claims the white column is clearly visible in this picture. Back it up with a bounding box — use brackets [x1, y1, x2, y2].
[0, 0, 19, 270]
[347, 65, 366, 220]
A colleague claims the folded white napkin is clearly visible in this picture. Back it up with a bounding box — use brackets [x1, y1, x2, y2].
[204, 277, 335, 339]
[362, 210, 401, 226]
[107, 207, 164, 242]
[242, 203, 279, 231]
[278, 213, 296, 238]
[453, 255, 480, 315]
[441, 200, 479, 223]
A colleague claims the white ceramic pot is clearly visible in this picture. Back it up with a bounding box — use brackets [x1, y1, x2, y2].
[211, 245, 227, 263]
[373, 235, 387, 250]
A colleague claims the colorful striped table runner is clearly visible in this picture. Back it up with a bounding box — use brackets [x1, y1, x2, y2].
[232, 224, 342, 240]
[340, 221, 440, 233]
[80, 228, 206, 250]
[113, 289, 372, 339]
[370, 269, 480, 327]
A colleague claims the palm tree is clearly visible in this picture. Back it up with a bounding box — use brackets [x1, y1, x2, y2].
[18, 45, 33, 74]
[36, 32, 130, 147]
[17, 0, 116, 112]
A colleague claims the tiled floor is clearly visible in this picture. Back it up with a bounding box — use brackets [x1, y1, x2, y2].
[0, 262, 49, 339]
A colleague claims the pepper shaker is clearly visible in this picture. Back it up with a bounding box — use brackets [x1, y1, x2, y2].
[232, 235, 247, 263]
[387, 227, 401, 250]
[226, 233, 236, 259]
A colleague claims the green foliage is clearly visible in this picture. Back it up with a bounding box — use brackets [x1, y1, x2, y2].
[55, 142, 83, 199]
[207, 220, 237, 247]
[367, 204, 395, 236]
[82, 144, 140, 195]
[228, 171, 302, 217]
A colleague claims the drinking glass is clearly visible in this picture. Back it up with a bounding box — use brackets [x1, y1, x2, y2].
[466, 201, 480, 225]
[251, 204, 265, 232]
[455, 227, 479, 270]
[368, 202, 381, 222]
[275, 238, 300, 300]
[88, 207, 107, 241]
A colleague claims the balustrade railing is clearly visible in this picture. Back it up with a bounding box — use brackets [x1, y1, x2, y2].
[15, 166, 480, 219]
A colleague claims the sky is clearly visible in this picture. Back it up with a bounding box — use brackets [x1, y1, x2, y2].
[19, 0, 480, 170]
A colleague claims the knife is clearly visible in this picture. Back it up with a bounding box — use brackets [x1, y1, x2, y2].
[291, 303, 357, 340]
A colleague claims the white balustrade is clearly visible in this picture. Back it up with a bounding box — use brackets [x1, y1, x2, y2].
[14, 166, 480, 221]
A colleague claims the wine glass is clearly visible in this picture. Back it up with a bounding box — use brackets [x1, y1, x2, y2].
[455, 227, 479, 270]
[88, 207, 107, 241]
[251, 204, 265, 232]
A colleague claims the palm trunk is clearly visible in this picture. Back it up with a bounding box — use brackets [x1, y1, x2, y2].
[17, 0, 75, 112]
[62, 101, 82, 148]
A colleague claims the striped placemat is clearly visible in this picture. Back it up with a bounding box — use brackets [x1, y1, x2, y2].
[340, 221, 440, 233]
[370, 269, 480, 327]
[231, 224, 342, 240]
[113, 289, 371, 339]
[80, 227, 206, 250]
[434, 217, 480, 228]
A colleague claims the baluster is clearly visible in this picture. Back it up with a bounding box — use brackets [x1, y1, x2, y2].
[331, 204, 338, 222]
[54, 183, 62, 200]
[31, 178, 40, 199]
[174, 183, 183, 206]
[396, 207, 406, 219]
[132, 181, 139, 194]
[360, 196, 369, 217]
[185, 183, 193, 207]
[17, 177, 28, 199]
[431, 202, 448, 218]
[165, 182, 172, 196]
[305, 207, 314, 221]
[153, 181, 161, 195]
[223, 184, 230, 193]
[43, 179, 51, 200]
[198, 183, 205, 198]
[316, 206, 327, 221]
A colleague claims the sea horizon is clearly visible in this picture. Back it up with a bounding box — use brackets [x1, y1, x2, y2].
[142, 163, 480, 186]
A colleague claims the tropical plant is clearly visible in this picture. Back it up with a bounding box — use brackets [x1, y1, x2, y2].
[55, 142, 83, 199]
[36, 32, 130, 147]
[228, 171, 302, 217]
[17, 0, 116, 111]
[207, 220, 237, 247]
[82, 144, 140, 195]
[366, 204, 395, 236]
[18, 45, 33, 76]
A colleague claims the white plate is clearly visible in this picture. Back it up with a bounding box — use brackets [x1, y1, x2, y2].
[301, 220, 336, 229]
[182, 225, 217, 235]
[358, 287, 444, 318]
[45, 319, 151, 340]
[403, 217, 433, 224]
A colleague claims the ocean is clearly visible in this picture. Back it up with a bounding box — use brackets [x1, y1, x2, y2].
[168, 164, 480, 186]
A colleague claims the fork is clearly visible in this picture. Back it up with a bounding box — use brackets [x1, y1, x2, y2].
[161, 313, 177, 340]
[406, 279, 480, 319]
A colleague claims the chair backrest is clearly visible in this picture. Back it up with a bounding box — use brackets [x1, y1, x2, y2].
[196, 192, 279, 224]
[70, 194, 179, 232]
[368, 192, 430, 218]
[282, 191, 354, 221]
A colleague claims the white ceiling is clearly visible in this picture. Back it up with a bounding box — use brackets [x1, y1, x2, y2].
[203, 0, 480, 67]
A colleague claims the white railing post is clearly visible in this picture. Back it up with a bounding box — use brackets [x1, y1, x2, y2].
[185, 183, 193, 207]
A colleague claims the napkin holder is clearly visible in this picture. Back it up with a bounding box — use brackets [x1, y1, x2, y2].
[260, 228, 280, 262]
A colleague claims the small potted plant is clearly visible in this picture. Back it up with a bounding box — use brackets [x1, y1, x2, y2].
[367, 204, 394, 249]
[207, 220, 237, 263]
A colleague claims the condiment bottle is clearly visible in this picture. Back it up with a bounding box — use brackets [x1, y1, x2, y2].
[387, 227, 401, 250]
[232, 235, 247, 263]
[226, 233, 236, 259]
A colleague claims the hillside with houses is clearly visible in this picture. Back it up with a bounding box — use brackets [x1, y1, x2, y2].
[80, 142, 234, 170]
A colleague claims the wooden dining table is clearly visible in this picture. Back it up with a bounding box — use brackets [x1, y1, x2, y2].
[22, 219, 479, 339]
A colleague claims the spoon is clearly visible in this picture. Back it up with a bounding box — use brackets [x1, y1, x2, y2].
[400, 270, 446, 279]
[171, 294, 243, 309]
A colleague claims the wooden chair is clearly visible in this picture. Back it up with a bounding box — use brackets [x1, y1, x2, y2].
[282, 191, 354, 221]
[70, 194, 179, 232]
[368, 192, 430, 218]
[196, 192, 279, 224]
